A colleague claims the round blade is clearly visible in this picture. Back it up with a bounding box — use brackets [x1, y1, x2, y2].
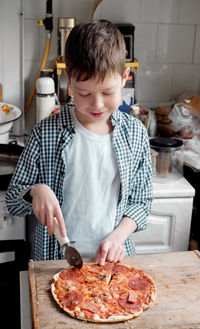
[65, 245, 83, 269]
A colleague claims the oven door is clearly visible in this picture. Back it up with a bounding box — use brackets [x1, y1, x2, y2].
[0, 240, 29, 329]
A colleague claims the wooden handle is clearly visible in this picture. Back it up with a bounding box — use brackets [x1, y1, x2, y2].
[53, 217, 69, 246]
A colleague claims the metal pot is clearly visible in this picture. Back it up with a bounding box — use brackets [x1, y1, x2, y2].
[0, 142, 24, 190]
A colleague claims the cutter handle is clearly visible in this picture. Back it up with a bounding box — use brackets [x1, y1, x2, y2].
[53, 217, 70, 246]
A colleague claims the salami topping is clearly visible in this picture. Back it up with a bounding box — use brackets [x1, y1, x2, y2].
[128, 277, 149, 290]
[61, 291, 83, 308]
[59, 269, 83, 281]
[113, 264, 128, 273]
[103, 262, 115, 271]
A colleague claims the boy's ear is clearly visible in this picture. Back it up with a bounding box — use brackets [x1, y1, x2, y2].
[122, 67, 130, 88]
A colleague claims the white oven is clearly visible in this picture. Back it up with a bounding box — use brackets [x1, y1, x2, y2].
[0, 189, 29, 329]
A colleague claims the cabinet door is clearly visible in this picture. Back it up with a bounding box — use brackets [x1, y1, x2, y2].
[0, 201, 25, 240]
[134, 197, 193, 254]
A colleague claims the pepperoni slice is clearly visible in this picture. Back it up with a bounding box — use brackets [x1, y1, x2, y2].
[118, 294, 142, 310]
[113, 264, 128, 273]
[59, 269, 83, 281]
[128, 277, 149, 290]
[103, 262, 115, 271]
[61, 291, 83, 308]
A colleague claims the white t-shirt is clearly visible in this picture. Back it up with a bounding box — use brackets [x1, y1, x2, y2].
[61, 108, 120, 257]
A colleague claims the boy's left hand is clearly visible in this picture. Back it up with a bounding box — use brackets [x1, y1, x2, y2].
[94, 216, 137, 266]
[95, 239, 126, 265]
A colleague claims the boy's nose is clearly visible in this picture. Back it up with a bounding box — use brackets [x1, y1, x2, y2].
[90, 94, 104, 110]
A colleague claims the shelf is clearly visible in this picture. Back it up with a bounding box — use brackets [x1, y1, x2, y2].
[55, 59, 139, 75]
[125, 59, 139, 73]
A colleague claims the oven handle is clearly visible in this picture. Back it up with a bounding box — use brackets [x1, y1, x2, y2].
[0, 251, 15, 264]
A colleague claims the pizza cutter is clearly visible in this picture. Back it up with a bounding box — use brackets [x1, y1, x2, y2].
[53, 217, 83, 269]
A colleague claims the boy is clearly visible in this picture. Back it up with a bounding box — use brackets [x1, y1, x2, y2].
[6, 20, 153, 265]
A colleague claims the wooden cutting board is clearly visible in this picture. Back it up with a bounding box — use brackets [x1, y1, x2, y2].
[28, 250, 200, 329]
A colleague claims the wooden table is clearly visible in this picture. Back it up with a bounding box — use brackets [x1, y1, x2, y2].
[29, 250, 200, 329]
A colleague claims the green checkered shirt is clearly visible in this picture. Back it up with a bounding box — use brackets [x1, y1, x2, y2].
[6, 104, 153, 260]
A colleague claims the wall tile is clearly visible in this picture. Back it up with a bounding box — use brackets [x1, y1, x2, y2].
[134, 23, 157, 63]
[194, 25, 200, 64]
[24, 0, 60, 20]
[24, 60, 41, 100]
[0, 1, 3, 85]
[24, 59, 40, 130]
[135, 64, 173, 103]
[93, 0, 140, 23]
[157, 24, 195, 63]
[179, 0, 200, 24]
[172, 64, 200, 98]
[60, 0, 94, 22]
[24, 20, 40, 61]
[141, 0, 180, 23]
[24, 0, 46, 19]
[22, 0, 200, 123]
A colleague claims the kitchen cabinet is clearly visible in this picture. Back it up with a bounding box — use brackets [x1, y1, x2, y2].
[134, 177, 195, 254]
[0, 191, 28, 329]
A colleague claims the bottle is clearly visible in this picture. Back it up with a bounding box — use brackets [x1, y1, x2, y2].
[36, 77, 56, 123]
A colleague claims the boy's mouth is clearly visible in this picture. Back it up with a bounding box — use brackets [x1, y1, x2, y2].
[90, 112, 104, 118]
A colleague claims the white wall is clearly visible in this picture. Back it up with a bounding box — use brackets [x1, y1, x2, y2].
[0, 0, 24, 135]
[9, 0, 200, 131]
[94, 0, 200, 106]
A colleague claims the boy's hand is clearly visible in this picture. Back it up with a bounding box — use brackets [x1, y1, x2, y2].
[95, 239, 126, 265]
[94, 216, 137, 266]
[30, 184, 66, 237]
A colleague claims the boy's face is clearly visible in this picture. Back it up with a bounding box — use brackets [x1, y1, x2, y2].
[68, 68, 130, 126]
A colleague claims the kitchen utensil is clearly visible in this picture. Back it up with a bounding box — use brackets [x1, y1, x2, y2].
[150, 137, 183, 183]
[53, 217, 83, 269]
[0, 102, 22, 143]
[58, 17, 76, 62]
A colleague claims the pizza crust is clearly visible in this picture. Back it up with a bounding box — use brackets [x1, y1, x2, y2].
[51, 262, 157, 323]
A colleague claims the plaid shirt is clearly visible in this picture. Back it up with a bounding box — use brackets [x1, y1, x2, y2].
[6, 104, 153, 260]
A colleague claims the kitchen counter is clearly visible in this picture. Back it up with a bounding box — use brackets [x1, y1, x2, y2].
[22, 250, 200, 329]
[20, 271, 32, 329]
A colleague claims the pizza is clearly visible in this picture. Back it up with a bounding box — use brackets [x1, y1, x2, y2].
[51, 262, 157, 322]
[51, 262, 157, 323]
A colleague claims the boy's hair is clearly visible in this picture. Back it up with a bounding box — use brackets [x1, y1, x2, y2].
[65, 19, 126, 81]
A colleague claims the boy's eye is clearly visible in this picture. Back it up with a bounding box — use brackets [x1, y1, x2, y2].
[103, 91, 114, 95]
[79, 93, 90, 97]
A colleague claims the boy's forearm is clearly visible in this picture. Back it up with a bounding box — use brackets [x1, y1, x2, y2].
[109, 216, 137, 245]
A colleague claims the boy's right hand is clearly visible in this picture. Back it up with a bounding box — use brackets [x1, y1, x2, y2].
[30, 184, 66, 238]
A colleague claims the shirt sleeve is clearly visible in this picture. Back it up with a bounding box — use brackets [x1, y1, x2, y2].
[5, 126, 41, 216]
[123, 126, 153, 232]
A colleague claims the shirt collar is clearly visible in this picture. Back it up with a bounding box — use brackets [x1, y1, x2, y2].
[59, 104, 75, 132]
[111, 109, 123, 126]
[59, 105, 122, 131]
